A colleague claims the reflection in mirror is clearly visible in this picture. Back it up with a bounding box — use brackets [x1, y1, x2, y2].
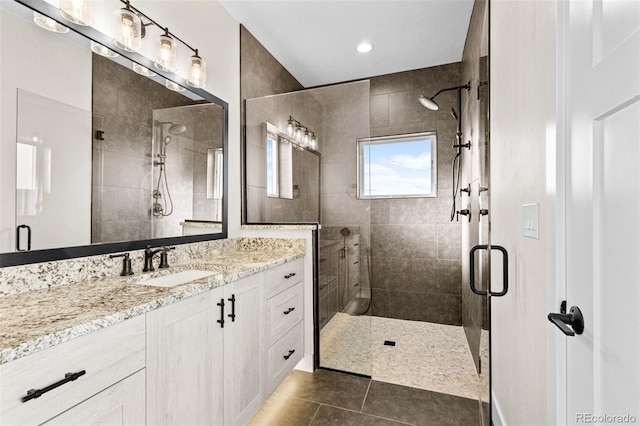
[0, 0, 227, 266]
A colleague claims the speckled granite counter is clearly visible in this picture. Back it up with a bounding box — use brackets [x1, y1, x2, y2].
[0, 246, 304, 365]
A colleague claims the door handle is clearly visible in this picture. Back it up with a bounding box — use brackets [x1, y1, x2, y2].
[469, 245, 508, 296]
[548, 305, 584, 336]
[16, 224, 31, 251]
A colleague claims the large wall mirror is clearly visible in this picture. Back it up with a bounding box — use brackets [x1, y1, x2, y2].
[0, 0, 228, 267]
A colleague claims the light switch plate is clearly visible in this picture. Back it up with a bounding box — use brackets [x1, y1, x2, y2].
[522, 203, 539, 239]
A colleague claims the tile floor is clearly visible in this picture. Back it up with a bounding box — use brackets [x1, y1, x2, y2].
[248, 369, 481, 426]
[320, 313, 488, 401]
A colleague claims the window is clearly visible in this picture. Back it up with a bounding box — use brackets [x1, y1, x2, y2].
[357, 132, 437, 199]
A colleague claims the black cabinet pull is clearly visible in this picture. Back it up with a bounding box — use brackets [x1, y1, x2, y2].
[283, 349, 295, 360]
[16, 224, 31, 251]
[353, 261, 359, 265]
[283, 307, 295, 315]
[217, 299, 225, 328]
[21, 370, 86, 403]
[228, 294, 236, 322]
[284, 273, 296, 279]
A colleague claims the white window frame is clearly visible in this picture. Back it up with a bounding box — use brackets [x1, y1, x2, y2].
[357, 132, 438, 199]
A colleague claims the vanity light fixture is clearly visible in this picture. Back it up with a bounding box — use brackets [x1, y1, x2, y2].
[303, 128, 310, 147]
[186, 50, 206, 88]
[113, 0, 142, 52]
[91, 41, 118, 58]
[155, 29, 177, 72]
[165, 79, 185, 92]
[310, 132, 318, 150]
[132, 63, 156, 77]
[287, 117, 295, 136]
[59, 0, 93, 26]
[295, 124, 303, 142]
[33, 12, 69, 33]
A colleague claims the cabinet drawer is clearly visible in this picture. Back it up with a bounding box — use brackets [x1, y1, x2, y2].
[0, 315, 145, 426]
[267, 282, 303, 345]
[267, 322, 303, 395]
[265, 258, 303, 299]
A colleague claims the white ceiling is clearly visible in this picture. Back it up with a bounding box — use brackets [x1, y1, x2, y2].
[219, 0, 475, 88]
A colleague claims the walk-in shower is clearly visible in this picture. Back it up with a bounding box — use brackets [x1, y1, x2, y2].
[152, 120, 186, 217]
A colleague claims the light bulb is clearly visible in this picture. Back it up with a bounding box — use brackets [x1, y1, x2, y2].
[155, 32, 177, 72]
[33, 12, 69, 33]
[59, 0, 93, 26]
[187, 53, 206, 88]
[113, 4, 141, 52]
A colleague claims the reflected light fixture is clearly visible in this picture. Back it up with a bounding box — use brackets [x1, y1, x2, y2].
[295, 124, 303, 142]
[59, 0, 93, 26]
[113, 0, 142, 52]
[356, 42, 373, 53]
[310, 133, 317, 150]
[287, 117, 295, 136]
[303, 128, 310, 146]
[132, 63, 156, 77]
[91, 41, 118, 58]
[165, 79, 185, 92]
[33, 12, 69, 33]
[187, 50, 206, 88]
[155, 29, 177, 72]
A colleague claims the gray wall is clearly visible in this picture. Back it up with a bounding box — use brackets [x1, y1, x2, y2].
[91, 54, 192, 243]
[368, 63, 463, 325]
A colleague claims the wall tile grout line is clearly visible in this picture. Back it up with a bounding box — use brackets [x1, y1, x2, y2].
[360, 379, 373, 412]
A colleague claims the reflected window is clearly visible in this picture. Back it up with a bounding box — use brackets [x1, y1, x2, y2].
[358, 132, 437, 199]
[266, 132, 279, 197]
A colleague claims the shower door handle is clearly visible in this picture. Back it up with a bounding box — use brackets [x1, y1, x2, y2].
[469, 245, 508, 297]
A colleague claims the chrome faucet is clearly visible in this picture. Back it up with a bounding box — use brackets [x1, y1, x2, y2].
[143, 246, 162, 272]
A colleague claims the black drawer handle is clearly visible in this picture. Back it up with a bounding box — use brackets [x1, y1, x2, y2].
[283, 349, 295, 360]
[228, 294, 236, 322]
[283, 307, 296, 315]
[284, 273, 296, 279]
[354, 243, 359, 246]
[22, 370, 86, 403]
[353, 261, 359, 265]
[217, 299, 225, 328]
[319, 258, 327, 263]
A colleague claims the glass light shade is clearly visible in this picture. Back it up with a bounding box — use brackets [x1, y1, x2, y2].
[59, 0, 93, 26]
[186, 54, 206, 88]
[154, 34, 177, 72]
[91, 41, 118, 58]
[113, 7, 142, 52]
[132, 63, 156, 77]
[33, 12, 69, 33]
[310, 134, 317, 150]
[303, 129, 310, 145]
[165, 79, 185, 92]
[287, 118, 295, 136]
[295, 126, 303, 141]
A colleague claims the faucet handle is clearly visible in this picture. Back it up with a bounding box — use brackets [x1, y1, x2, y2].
[110, 253, 134, 276]
[158, 246, 176, 269]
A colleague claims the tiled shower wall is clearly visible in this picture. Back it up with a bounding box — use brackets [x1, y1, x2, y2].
[91, 54, 192, 243]
[368, 63, 463, 325]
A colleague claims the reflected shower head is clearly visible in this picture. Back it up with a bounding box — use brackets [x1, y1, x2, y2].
[168, 123, 186, 135]
[154, 120, 187, 135]
[418, 95, 439, 111]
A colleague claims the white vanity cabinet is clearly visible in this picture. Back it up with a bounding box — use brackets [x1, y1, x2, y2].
[0, 316, 146, 426]
[264, 259, 304, 395]
[146, 289, 225, 426]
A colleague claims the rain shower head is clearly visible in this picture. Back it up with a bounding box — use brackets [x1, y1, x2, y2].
[418, 95, 439, 111]
[154, 120, 187, 135]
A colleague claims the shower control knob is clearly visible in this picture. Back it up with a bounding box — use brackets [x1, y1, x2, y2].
[457, 209, 471, 222]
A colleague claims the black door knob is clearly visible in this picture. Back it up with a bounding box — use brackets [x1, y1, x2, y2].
[548, 305, 584, 336]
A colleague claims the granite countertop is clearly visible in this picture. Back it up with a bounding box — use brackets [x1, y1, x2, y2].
[0, 248, 304, 365]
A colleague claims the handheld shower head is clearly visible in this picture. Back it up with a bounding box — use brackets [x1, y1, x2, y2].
[418, 95, 439, 110]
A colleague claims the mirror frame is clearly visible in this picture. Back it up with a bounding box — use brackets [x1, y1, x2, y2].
[0, 0, 228, 267]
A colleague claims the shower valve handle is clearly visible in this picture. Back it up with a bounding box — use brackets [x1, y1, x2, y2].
[457, 209, 471, 222]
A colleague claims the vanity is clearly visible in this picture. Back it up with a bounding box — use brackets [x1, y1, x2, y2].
[0, 238, 306, 425]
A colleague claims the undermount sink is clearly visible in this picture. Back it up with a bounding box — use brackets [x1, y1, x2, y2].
[138, 270, 220, 288]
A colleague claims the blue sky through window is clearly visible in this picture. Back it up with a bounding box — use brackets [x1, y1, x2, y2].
[360, 134, 435, 197]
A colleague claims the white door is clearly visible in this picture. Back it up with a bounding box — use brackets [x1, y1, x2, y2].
[561, 0, 640, 423]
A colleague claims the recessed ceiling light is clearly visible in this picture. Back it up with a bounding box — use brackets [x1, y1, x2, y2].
[356, 42, 373, 53]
